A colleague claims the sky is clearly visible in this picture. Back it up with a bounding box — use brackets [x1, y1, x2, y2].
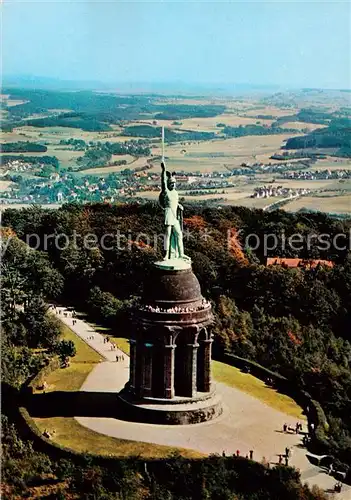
[2, 0, 351, 90]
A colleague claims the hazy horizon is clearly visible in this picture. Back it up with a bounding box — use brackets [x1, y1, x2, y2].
[2, 0, 351, 91]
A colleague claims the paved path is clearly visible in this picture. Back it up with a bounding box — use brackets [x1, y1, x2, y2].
[52, 306, 128, 365]
[52, 305, 350, 498]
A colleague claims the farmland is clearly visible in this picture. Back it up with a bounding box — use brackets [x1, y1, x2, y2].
[285, 193, 351, 214]
[1, 88, 350, 215]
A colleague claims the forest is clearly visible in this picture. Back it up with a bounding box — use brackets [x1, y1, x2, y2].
[24, 113, 113, 132]
[2, 204, 351, 468]
[3, 203, 348, 498]
[122, 124, 215, 141]
[283, 118, 351, 156]
[222, 124, 295, 138]
[3, 88, 227, 127]
[1, 142, 48, 153]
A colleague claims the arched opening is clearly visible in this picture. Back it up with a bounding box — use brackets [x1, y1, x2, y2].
[174, 339, 187, 396]
[151, 343, 165, 398]
[196, 329, 206, 392]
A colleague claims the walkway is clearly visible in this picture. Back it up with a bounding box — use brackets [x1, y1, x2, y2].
[52, 306, 128, 365]
[52, 305, 350, 499]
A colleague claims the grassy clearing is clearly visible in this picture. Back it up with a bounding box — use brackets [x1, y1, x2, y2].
[42, 324, 101, 392]
[42, 363, 96, 392]
[61, 324, 102, 364]
[33, 416, 203, 458]
[212, 360, 306, 420]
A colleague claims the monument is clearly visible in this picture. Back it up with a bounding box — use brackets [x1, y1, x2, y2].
[119, 133, 222, 424]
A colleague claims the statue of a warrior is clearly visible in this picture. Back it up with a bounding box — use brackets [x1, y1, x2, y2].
[159, 161, 190, 261]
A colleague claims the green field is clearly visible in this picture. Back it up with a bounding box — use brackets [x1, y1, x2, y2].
[33, 416, 203, 458]
[212, 361, 306, 420]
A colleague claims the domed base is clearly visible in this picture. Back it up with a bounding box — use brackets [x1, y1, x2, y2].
[118, 387, 223, 425]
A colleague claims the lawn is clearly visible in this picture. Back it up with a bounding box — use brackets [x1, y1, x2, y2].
[33, 416, 203, 458]
[109, 337, 130, 355]
[61, 324, 102, 364]
[42, 324, 101, 392]
[212, 360, 306, 420]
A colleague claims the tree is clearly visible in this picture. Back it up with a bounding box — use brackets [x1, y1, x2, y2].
[54, 340, 76, 366]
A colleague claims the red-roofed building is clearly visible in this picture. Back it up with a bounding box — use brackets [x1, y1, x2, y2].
[266, 258, 334, 269]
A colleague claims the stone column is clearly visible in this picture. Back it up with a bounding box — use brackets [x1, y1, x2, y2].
[163, 344, 176, 399]
[129, 339, 137, 391]
[142, 343, 153, 396]
[202, 338, 213, 393]
[184, 343, 199, 397]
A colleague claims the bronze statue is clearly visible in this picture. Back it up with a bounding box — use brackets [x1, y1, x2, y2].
[159, 161, 190, 262]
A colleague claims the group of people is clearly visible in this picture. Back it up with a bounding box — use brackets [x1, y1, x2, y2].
[141, 299, 210, 314]
[277, 447, 293, 466]
[50, 305, 77, 319]
[43, 428, 56, 439]
[283, 422, 303, 434]
[102, 338, 125, 361]
[222, 449, 254, 460]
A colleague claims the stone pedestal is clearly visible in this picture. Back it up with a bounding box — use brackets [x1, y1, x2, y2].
[121, 261, 222, 425]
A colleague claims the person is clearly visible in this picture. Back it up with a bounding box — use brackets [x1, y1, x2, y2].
[334, 482, 342, 493]
[249, 450, 253, 460]
[159, 162, 190, 261]
[278, 454, 282, 464]
[283, 423, 287, 433]
[222, 450, 226, 457]
[295, 422, 300, 434]
[285, 456, 289, 466]
[236, 449, 240, 457]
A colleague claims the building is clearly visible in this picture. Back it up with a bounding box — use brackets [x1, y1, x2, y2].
[266, 258, 334, 269]
[119, 261, 222, 424]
